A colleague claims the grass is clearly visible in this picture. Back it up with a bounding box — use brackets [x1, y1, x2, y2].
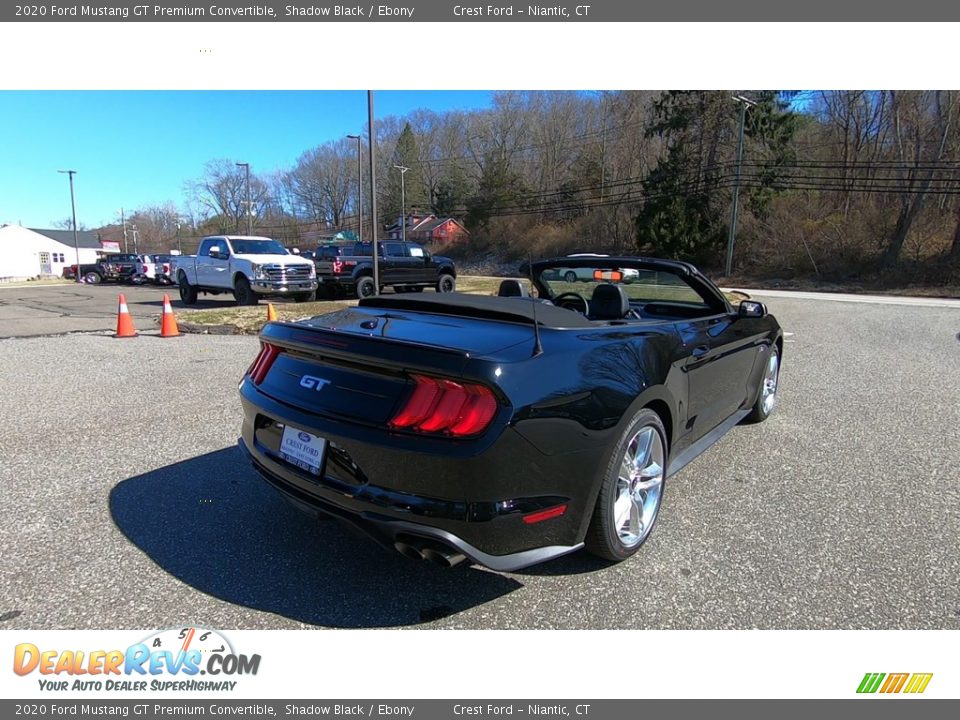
[175, 274, 746, 334]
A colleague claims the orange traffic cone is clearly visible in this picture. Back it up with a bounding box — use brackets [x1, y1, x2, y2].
[114, 295, 137, 338]
[160, 294, 181, 337]
[266, 303, 278, 322]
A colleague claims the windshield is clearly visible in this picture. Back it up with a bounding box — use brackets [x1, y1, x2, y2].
[537, 264, 712, 308]
[230, 239, 288, 255]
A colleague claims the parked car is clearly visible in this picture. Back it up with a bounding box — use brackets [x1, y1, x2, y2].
[67, 254, 141, 284]
[237, 254, 783, 571]
[132, 254, 176, 285]
[173, 235, 317, 306]
[313, 240, 456, 298]
[542, 254, 640, 284]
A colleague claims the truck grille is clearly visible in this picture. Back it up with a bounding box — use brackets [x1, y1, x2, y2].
[262, 264, 312, 280]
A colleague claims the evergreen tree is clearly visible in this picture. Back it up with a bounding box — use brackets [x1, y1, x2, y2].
[635, 91, 796, 265]
[383, 123, 428, 227]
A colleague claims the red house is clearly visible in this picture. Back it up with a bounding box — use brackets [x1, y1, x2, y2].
[409, 217, 470, 246]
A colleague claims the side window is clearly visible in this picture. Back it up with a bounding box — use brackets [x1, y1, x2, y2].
[408, 244, 425, 258]
[198, 239, 215, 257]
[384, 243, 405, 257]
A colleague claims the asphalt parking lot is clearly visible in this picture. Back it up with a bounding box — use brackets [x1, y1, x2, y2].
[0, 286, 958, 629]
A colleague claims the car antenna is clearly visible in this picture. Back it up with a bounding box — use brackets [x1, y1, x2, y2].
[528, 253, 543, 358]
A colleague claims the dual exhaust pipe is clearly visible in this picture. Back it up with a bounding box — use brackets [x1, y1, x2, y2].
[394, 538, 467, 568]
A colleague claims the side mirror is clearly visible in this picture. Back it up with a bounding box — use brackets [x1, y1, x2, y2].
[208, 247, 222, 259]
[738, 300, 767, 318]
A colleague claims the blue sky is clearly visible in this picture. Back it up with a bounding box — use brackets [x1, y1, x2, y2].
[0, 90, 494, 229]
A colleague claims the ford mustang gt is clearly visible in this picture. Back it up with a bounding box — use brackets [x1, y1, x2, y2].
[237, 255, 782, 571]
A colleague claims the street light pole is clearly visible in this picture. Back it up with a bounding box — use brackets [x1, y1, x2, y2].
[394, 165, 409, 243]
[130, 224, 139, 254]
[176, 222, 182, 255]
[367, 91, 379, 294]
[236, 162, 251, 235]
[58, 170, 80, 283]
[347, 134, 363, 243]
[725, 94, 757, 278]
[120, 207, 128, 253]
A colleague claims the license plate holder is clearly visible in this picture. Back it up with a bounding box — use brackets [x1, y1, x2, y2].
[279, 425, 327, 476]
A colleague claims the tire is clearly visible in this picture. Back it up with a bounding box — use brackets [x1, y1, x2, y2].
[564, 270, 578, 283]
[410, 286, 424, 292]
[178, 273, 197, 306]
[84, 271, 102, 285]
[436, 273, 456, 293]
[233, 276, 259, 306]
[745, 344, 780, 423]
[293, 292, 314, 303]
[394, 285, 409, 294]
[355, 276, 376, 299]
[585, 408, 668, 562]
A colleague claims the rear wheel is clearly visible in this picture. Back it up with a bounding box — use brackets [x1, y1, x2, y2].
[436, 273, 456, 293]
[585, 408, 667, 562]
[178, 273, 197, 306]
[356, 276, 376, 299]
[233, 276, 259, 306]
[564, 270, 577, 283]
[84, 271, 102, 285]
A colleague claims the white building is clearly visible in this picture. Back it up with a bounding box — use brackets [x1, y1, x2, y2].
[0, 225, 105, 280]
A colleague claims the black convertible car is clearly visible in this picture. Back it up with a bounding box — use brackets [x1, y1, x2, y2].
[238, 255, 782, 571]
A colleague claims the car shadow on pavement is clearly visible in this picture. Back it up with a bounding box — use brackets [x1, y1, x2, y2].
[109, 447, 521, 628]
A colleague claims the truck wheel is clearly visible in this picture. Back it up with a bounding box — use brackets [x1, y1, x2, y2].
[293, 292, 315, 303]
[178, 273, 198, 306]
[436, 274, 456, 293]
[84, 271, 102, 285]
[356, 276, 376, 299]
[234, 277, 259, 306]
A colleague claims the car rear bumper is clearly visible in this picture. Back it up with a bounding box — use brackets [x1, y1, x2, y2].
[237, 384, 601, 571]
[238, 438, 582, 572]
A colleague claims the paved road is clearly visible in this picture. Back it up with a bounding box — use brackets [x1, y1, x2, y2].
[0, 282, 186, 337]
[0, 292, 958, 629]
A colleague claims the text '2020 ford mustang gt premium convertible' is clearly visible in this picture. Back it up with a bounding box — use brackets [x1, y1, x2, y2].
[237, 256, 782, 571]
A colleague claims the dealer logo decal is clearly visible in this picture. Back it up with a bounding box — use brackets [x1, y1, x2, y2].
[12, 627, 260, 693]
[856, 672, 933, 694]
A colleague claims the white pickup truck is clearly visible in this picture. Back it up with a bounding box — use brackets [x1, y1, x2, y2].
[174, 235, 317, 306]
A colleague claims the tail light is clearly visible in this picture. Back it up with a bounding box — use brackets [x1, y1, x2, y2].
[332, 260, 343, 273]
[389, 374, 498, 437]
[162, 263, 170, 274]
[245, 342, 281, 385]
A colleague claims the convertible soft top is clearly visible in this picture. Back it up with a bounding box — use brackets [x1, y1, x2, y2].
[358, 293, 595, 328]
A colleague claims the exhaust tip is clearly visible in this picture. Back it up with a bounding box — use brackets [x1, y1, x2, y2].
[421, 546, 467, 568]
[394, 541, 425, 561]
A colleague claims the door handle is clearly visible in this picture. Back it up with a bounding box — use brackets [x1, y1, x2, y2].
[692, 345, 710, 358]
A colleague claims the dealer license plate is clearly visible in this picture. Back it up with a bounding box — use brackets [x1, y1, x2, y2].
[279, 425, 327, 476]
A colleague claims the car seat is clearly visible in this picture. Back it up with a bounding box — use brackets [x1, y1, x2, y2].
[589, 283, 630, 320]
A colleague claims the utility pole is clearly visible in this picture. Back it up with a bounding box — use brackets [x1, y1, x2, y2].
[367, 91, 379, 294]
[130, 224, 139, 254]
[725, 94, 757, 278]
[347, 134, 363, 243]
[120, 207, 128, 253]
[58, 170, 81, 283]
[236, 162, 251, 235]
[394, 165, 409, 243]
[176, 221, 182, 255]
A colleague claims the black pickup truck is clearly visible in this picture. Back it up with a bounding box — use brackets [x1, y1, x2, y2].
[64, 254, 141, 284]
[314, 241, 457, 298]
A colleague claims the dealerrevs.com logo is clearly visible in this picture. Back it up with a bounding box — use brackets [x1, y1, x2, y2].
[857, 673, 933, 694]
[13, 627, 261, 692]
